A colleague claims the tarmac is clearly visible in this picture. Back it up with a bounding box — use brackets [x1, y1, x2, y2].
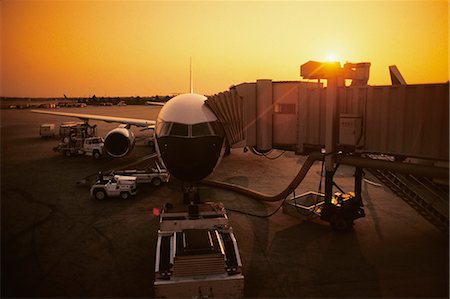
[1, 106, 449, 298]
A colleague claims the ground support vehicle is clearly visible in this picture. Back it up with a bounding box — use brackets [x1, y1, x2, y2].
[59, 121, 97, 140]
[53, 136, 105, 159]
[39, 123, 56, 138]
[90, 175, 137, 200]
[108, 162, 169, 186]
[283, 191, 365, 232]
[154, 202, 244, 298]
[320, 191, 365, 232]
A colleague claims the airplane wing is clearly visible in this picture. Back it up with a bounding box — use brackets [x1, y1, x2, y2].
[31, 109, 156, 128]
[146, 102, 165, 106]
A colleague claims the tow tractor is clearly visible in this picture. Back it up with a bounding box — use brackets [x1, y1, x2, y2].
[154, 191, 244, 298]
[90, 174, 137, 200]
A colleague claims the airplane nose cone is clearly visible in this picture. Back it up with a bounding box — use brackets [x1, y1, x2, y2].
[157, 136, 224, 182]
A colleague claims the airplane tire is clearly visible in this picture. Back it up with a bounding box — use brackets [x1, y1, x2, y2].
[152, 177, 162, 187]
[65, 150, 71, 157]
[94, 189, 106, 200]
[120, 192, 130, 200]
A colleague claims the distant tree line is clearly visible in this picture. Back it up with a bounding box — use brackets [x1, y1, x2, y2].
[0, 95, 172, 107]
[79, 95, 171, 106]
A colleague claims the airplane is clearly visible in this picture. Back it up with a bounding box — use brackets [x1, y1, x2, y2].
[32, 92, 226, 183]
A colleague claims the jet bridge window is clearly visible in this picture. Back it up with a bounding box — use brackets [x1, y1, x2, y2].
[274, 103, 296, 114]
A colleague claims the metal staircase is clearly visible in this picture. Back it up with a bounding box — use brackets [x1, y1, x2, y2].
[370, 169, 449, 232]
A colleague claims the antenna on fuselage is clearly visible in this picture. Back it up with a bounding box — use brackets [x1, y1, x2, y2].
[190, 56, 193, 93]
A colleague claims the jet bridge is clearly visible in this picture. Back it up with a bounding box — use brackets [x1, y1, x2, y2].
[206, 61, 449, 231]
[207, 79, 449, 162]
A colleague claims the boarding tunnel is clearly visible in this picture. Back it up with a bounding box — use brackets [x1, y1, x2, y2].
[207, 80, 449, 163]
[206, 78, 448, 231]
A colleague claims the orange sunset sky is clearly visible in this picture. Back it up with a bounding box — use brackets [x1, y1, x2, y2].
[1, 1, 449, 98]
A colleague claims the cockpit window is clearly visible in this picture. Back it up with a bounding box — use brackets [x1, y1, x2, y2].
[170, 123, 189, 137]
[156, 121, 224, 138]
[156, 122, 172, 137]
[192, 122, 212, 137]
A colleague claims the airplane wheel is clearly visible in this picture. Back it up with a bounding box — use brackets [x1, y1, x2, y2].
[65, 150, 71, 157]
[120, 192, 130, 200]
[152, 177, 162, 187]
[94, 189, 106, 200]
[93, 151, 101, 159]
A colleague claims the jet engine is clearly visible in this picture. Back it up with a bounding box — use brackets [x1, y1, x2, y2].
[104, 127, 135, 157]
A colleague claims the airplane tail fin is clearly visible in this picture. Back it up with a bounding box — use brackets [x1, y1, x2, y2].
[389, 65, 407, 85]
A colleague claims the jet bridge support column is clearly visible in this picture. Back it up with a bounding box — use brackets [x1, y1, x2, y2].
[324, 76, 339, 209]
[300, 60, 367, 232]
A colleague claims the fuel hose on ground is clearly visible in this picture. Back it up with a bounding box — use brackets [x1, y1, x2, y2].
[201, 152, 323, 202]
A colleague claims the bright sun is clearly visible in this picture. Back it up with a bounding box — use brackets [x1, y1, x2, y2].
[326, 53, 339, 62]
